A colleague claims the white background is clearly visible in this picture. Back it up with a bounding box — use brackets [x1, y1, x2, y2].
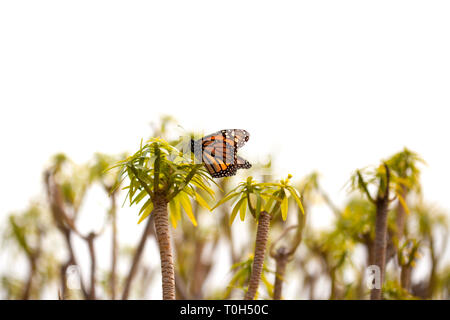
[1, 1, 450, 299]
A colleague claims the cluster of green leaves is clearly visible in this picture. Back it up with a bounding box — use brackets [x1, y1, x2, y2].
[1, 205, 59, 299]
[383, 280, 419, 300]
[112, 138, 216, 227]
[89, 153, 126, 189]
[4, 205, 43, 258]
[349, 164, 402, 212]
[213, 175, 304, 225]
[305, 228, 351, 276]
[412, 202, 448, 238]
[386, 148, 424, 194]
[349, 149, 424, 211]
[224, 255, 274, 299]
[338, 197, 397, 244]
[397, 239, 421, 268]
[49, 153, 92, 212]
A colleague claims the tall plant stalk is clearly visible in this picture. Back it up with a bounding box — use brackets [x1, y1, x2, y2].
[110, 192, 118, 300]
[272, 249, 288, 300]
[153, 193, 176, 300]
[353, 163, 392, 300]
[115, 138, 215, 300]
[371, 190, 390, 300]
[245, 211, 271, 300]
[214, 175, 303, 300]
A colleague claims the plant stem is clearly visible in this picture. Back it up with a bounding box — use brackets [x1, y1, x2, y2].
[22, 257, 37, 300]
[153, 193, 176, 300]
[273, 250, 288, 300]
[86, 232, 97, 300]
[245, 211, 271, 300]
[400, 265, 412, 292]
[370, 197, 389, 300]
[110, 193, 118, 299]
[427, 236, 437, 298]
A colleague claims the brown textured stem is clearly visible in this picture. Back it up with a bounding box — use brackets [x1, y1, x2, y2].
[153, 193, 175, 300]
[273, 250, 288, 300]
[86, 232, 97, 300]
[245, 211, 271, 300]
[370, 164, 391, 300]
[427, 237, 437, 298]
[370, 197, 389, 300]
[329, 268, 338, 300]
[400, 265, 412, 292]
[45, 170, 89, 299]
[110, 193, 118, 300]
[22, 257, 37, 300]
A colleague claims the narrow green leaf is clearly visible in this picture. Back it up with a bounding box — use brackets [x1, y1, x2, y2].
[168, 198, 178, 228]
[169, 209, 178, 228]
[212, 192, 241, 210]
[230, 196, 246, 226]
[169, 195, 182, 222]
[131, 189, 147, 205]
[191, 177, 215, 198]
[240, 197, 248, 221]
[264, 196, 275, 213]
[281, 195, 288, 221]
[255, 194, 262, 217]
[397, 191, 410, 214]
[287, 186, 305, 215]
[137, 203, 153, 224]
[195, 191, 211, 211]
[138, 198, 153, 215]
[179, 192, 197, 226]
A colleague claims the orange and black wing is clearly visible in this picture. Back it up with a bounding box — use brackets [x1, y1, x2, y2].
[202, 152, 238, 178]
[234, 155, 252, 170]
[200, 129, 249, 149]
[191, 129, 251, 178]
[201, 155, 251, 178]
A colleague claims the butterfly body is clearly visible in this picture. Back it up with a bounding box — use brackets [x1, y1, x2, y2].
[191, 129, 251, 178]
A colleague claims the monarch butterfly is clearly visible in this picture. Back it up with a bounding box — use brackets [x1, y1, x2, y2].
[190, 129, 252, 178]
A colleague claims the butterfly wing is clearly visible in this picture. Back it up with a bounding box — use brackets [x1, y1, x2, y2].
[197, 129, 249, 150]
[234, 155, 252, 170]
[192, 129, 251, 178]
[205, 155, 251, 178]
[202, 152, 237, 178]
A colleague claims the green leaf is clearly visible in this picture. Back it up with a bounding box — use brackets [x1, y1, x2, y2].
[137, 202, 153, 224]
[397, 192, 410, 214]
[195, 191, 211, 211]
[138, 198, 153, 215]
[255, 194, 262, 217]
[169, 197, 181, 228]
[131, 189, 147, 205]
[281, 195, 288, 221]
[287, 186, 305, 215]
[264, 195, 276, 213]
[170, 196, 182, 220]
[261, 272, 274, 298]
[240, 197, 248, 221]
[212, 192, 241, 210]
[260, 192, 283, 202]
[230, 196, 246, 226]
[191, 177, 215, 198]
[179, 191, 197, 226]
[169, 209, 178, 228]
